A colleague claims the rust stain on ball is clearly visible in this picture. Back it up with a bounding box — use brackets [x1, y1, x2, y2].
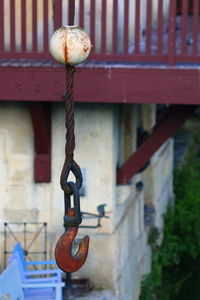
[84, 45, 89, 52]
[64, 44, 69, 64]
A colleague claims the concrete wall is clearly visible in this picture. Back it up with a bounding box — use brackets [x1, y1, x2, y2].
[114, 136, 174, 300]
[0, 102, 174, 300]
[113, 104, 173, 300]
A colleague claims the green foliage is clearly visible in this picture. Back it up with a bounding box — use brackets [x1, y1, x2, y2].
[140, 135, 200, 300]
[148, 227, 160, 247]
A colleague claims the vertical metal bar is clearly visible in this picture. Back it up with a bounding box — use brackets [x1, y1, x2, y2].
[10, 0, 16, 52]
[54, 0, 62, 29]
[101, 0, 107, 54]
[157, 0, 163, 55]
[168, 0, 176, 66]
[24, 223, 27, 250]
[44, 223, 47, 262]
[123, 0, 129, 54]
[0, 0, 4, 51]
[146, 0, 152, 54]
[32, 0, 38, 52]
[112, 0, 118, 53]
[90, 0, 95, 49]
[192, 0, 199, 55]
[4, 223, 7, 268]
[68, 0, 75, 26]
[21, 0, 27, 52]
[134, 0, 140, 54]
[43, 0, 49, 52]
[181, 0, 188, 55]
[79, 0, 84, 28]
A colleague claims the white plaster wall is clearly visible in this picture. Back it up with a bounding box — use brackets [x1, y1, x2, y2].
[51, 103, 117, 233]
[0, 102, 118, 289]
[51, 102, 118, 288]
[0, 102, 174, 300]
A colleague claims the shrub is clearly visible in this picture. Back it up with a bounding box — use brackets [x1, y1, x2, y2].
[140, 134, 200, 300]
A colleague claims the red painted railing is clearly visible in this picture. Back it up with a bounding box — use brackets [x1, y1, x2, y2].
[0, 0, 199, 65]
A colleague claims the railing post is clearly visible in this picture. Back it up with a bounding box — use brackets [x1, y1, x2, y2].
[157, 0, 163, 55]
[54, 0, 62, 30]
[134, 0, 140, 55]
[101, 0, 107, 54]
[0, 0, 4, 52]
[43, 0, 49, 52]
[112, 0, 118, 54]
[181, 0, 188, 56]
[168, 0, 176, 66]
[32, 0, 38, 52]
[90, 0, 95, 48]
[123, 0, 129, 54]
[10, 0, 16, 52]
[21, 0, 27, 52]
[192, 0, 199, 55]
[79, 0, 84, 28]
[146, 0, 152, 54]
[68, 0, 75, 25]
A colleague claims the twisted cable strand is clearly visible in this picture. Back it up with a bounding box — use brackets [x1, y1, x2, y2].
[60, 0, 82, 194]
[60, 66, 82, 194]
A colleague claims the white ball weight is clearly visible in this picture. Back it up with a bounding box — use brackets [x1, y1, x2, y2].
[50, 26, 91, 65]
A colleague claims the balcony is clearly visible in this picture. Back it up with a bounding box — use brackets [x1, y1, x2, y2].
[0, 0, 200, 104]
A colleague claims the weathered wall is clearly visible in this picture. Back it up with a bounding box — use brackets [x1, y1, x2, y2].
[0, 102, 174, 300]
[114, 137, 173, 300]
[0, 102, 118, 288]
[113, 104, 173, 300]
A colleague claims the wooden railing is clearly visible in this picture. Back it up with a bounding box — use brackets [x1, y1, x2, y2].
[0, 0, 199, 65]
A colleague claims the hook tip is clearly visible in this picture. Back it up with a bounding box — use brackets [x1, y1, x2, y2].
[55, 228, 89, 273]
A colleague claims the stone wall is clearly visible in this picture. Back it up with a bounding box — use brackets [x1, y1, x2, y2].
[0, 102, 174, 299]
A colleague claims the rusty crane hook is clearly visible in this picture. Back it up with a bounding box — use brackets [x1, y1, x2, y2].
[55, 183, 89, 273]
